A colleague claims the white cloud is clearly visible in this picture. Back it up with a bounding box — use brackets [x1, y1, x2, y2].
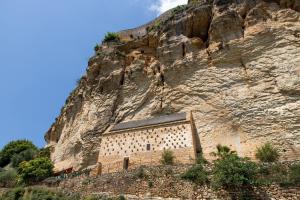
[150, 0, 188, 15]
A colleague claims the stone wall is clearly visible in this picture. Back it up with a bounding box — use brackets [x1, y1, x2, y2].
[98, 121, 196, 174]
[54, 165, 300, 200]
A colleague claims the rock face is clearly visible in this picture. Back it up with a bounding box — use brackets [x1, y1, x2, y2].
[45, 0, 300, 171]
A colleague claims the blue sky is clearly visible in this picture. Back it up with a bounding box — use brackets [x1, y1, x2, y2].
[0, 0, 187, 149]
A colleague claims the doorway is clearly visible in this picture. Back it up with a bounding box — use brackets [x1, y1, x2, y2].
[123, 157, 129, 170]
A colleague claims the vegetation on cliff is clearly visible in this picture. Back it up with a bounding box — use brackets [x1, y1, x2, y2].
[102, 32, 120, 43]
[255, 143, 280, 163]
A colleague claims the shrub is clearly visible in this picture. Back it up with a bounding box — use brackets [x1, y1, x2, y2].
[1, 187, 80, 200]
[289, 164, 300, 185]
[0, 169, 18, 187]
[149, 21, 161, 32]
[258, 163, 288, 184]
[196, 154, 208, 165]
[211, 154, 259, 189]
[38, 147, 51, 159]
[255, 143, 279, 163]
[135, 166, 146, 179]
[94, 44, 100, 52]
[1, 187, 25, 200]
[103, 32, 120, 43]
[160, 149, 175, 165]
[18, 157, 54, 184]
[181, 164, 208, 185]
[117, 195, 126, 200]
[0, 140, 38, 167]
[210, 144, 237, 159]
[148, 180, 154, 188]
[12, 148, 37, 168]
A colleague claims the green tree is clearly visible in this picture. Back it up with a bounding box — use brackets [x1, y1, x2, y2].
[18, 157, 54, 184]
[11, 148, 37, 168]
[255, 143, 279, 163]
[0, 140, 38, 167]
[160, 149, 175, 165]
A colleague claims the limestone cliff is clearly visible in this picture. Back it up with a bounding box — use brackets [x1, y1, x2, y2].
[45, 0, 300, 171]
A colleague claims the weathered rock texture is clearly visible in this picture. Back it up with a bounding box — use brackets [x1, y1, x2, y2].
[45, 0, 300, 171]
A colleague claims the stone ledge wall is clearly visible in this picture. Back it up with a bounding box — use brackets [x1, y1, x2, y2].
[52, 165, 300, 200]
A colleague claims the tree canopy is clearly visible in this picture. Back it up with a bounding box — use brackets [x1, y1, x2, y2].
[0, 140, 38, 167]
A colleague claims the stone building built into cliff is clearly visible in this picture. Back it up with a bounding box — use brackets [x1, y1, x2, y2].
[46, 0, 300, 172]
[96, 112, 201, 174]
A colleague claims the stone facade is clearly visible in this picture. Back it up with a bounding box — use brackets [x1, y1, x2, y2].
[97, 112, 200, 174]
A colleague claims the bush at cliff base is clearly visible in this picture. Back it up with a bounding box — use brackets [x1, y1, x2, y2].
[255, 143, 279, 163]
[289, 164, 300, 185]
[18, 157, 54, 184]
[211, 153, 260, 189]
[0, 140, 38, 167]
[160, 149, 175, 165]
[181, 163, 208, 185]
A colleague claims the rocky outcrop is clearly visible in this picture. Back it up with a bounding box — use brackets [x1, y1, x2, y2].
[45, 0, 300, 171]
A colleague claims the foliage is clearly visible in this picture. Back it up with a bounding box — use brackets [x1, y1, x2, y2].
[255, 143, 279, 163]
[288, 164, 300, 185]
[164, 166, 174, 176]
[258, 163, 288, 185]
[210, 144, 237, 159]
[196, 154, 208, 165]
[12, 149, 37, 168]
[117, 195, 126, 200]
[94, 44, 100, 51]
[211, 148, 259, 189]
[0, 169, 18, 188]
[170, 5, 187, 20]
[189, 0, 200, 3]
[0, 187, 80, 200]
[147, 21, 161, 32]
[0, 140, 38, 167]
[18, 157, 54, 184]
[135, 166, 147, 179]
[160, 149, 175, 165]
[103, 32, 120, 43]
[37, 147, 51, 159]
[76, 78, 82, 87]
[181, 164, 208, 185]
[148, 180, 154, 188]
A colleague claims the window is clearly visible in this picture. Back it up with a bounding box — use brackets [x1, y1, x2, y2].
[147, 144, 151, 151]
